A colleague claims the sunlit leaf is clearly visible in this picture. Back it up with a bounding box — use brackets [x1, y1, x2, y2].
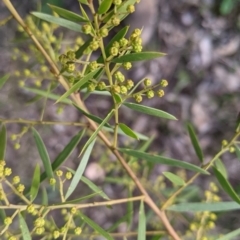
[213, 167, 240, 204]
[119, 149, 209, 174]
[65, 139, 96, 199]
[187, 123, 204, 163]
[56, 68, 100, 103]
[40, 130, 85, 182]
[32, 128, 53, 178]
[98, 0, 113, 14]
[30, 164, 40, 202]
[41, 187, 48, 206]
[48, 4, 87, 22]
[167, 201, 240, 212]
[31, 12, 82, 32]
[123, 103, 177, 120]
[163, 172, 185, 186]
[214, 158, 228, 179]
[79, 109, 114, 156]
[111, 52, 166, 63]
[138, 200, 146, 240]
[0, 74, 9, 89]
[119, 123, 139, 140]
[24, 87, 72, 104]
[0, 125, 6, 160]
[19, 213, 31, 240]
[79, 212, 114, 240]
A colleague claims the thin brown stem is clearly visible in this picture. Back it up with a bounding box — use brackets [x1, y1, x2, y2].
[3, 1, 181, 239]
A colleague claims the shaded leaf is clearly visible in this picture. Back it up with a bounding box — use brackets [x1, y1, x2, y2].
[123, 102, 177, 120]
[167, 201, 240, 212]
[79, 212, 114, 240]
[111, 52, 166, 63]
[234, 144, 240, 161]
[24, 87, 72, 104]
[78, 0, 88, 4]
[62, 192, 99, 204]
[187, 123, 204, 163]
[19, 213, 31, 240]
[112, 93, 122, 105]
[56, 68, 100, 103]
[40, 130, 85, 182]
[107, 212, 132, 232]
[163, 172, 185, 186]
[119, 149, 209, 174]
[32, 128, 53, 178]
[217, 228, 240, 240]
[0, 74, 9, 89]
[81, 176, 110, 200]
[138, 200, 146, 240]
[0, 125, 6, 160]
[74, 104, 112, 128]
[31, 12, 82, 32]
[65, 139, 96, 199]
[119, 123, 139, 140]
[48, 4, 87, 22]
[30, 164, 40, 202]
[75, 38, 93, 59]
[98, 0, 113, 14]
[79, 109, 114, 156]
[213, 167, 240, 204]
[0, 207, 6, 223]
[104, 126, 149, 141]
[214, 158, 228, 179]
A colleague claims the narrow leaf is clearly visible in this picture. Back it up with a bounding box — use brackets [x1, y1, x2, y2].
[163, 172, 185, 186]
[48, 4, 87, 22]
[74, 104, 112, 128]
[119, 123, 139, 140]
[187, 123, 204, 163]
[214, 158, 228, 179]
[75, 38, 93, 59]
[98, 0, 113, 14]
[65, 139, 96, 199]
[19, 213, 31, 240]
[119, 149, 209, 175]
[213, 167, 240, 204]
[32, 128, 53, 178]
[123, 102, 177, 120]
[0, 125, 6, 160]
[167, 201, 240, 212]
[81, 176, 110, 200]
[41, 187, 48, 206]
[24, 87, 72, 104]
[78, 0, 88, 4]
[217, 228, 240, 240]
[56, 68, 100, 103]
[0, 207, 6, 223]
[107, 212, 132, 232]
[112, 93, 122, 104]
[40, 130, 85, 182]
[79, 212, 114, 240]
[234, 144, 240, 161]
[31, 12, 82, 32]
[30, 164, 40, 202]
[0, 74, 9, 89]
[138, 200, 146, 240]
[111, 52, 166, 63]
[79, 109, 114, 156]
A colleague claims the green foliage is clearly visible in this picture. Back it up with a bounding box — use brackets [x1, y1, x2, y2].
[1, 0, 240, 239]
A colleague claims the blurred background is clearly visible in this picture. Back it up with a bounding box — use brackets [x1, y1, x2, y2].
[1, 0, 240, 239]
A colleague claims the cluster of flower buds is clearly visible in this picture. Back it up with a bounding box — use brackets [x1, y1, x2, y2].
[59, 50, 76, 74]
[133, 78, 168, 103]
